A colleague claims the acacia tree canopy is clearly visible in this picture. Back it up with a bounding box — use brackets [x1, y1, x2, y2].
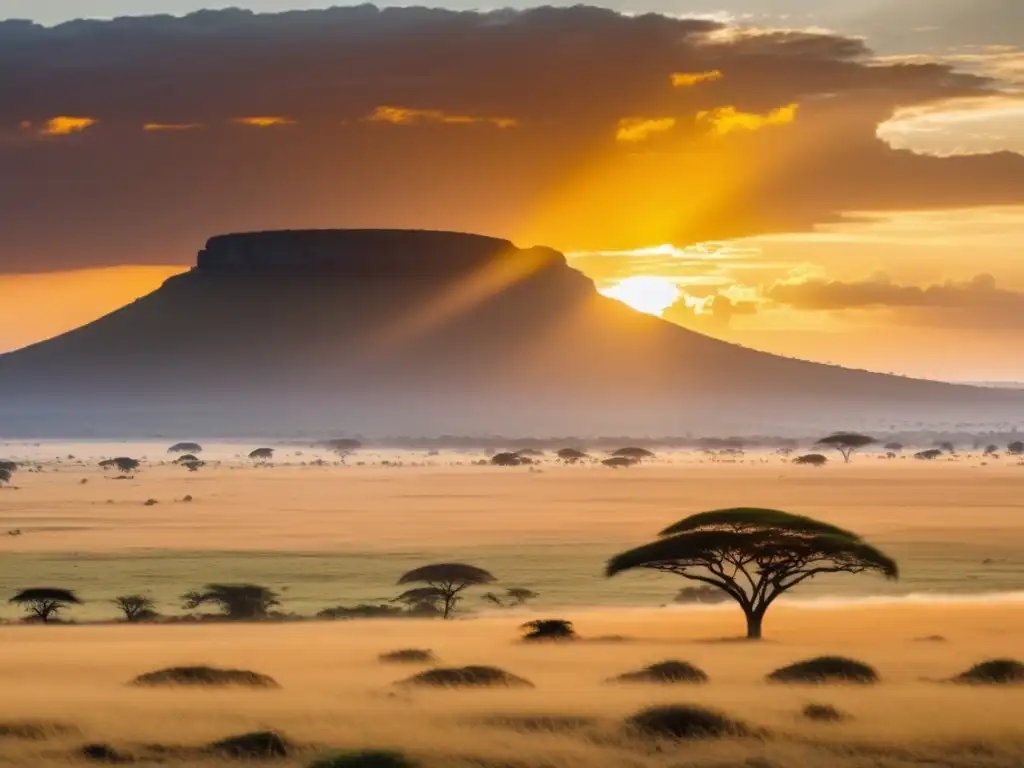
[815, 433, 876, 463]
[606, 508, 897, 639]
[10, 587, 82, 623]
[397, 563, 496, 619]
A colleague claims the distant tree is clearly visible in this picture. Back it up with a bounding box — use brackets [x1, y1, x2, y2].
[606, 508, 897, 639]
[181, 584, 280, 620]
[0, 468, 10, 487]
[602, 456, 638, 469]
[113, 595, 158, 622]
[168, 442, 203, 454]
[181, 459, 205, 472]
[793, 454, 828, 467]
[520, 619, 576, 641]
[10, 587, 82, 623]
[984, 445, 999, 456]
[325, 439, 362, 458]
[815, 433, 876, 463]
[915, 449, 943, 461]
[397, 563, 496, 619]
[249, 448, 274, 463]
[174, 454, 200, 463]
[392, 587, 445, 616]
[1008, 441, 1024, 456]
[0, 460, 17, 473]
[612, 447, 655, 461]
[556, 448, 588, 464]
[100, 457, 140, 474]
[481, 587, 539, 608]
[884, 442, 903, 452]
[491, 452, 529, 467]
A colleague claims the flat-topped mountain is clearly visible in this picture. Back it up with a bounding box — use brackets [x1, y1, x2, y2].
[0, 229, 1018, 437]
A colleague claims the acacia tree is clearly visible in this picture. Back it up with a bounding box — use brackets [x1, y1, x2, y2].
[113, 595, 158, 622]
[397, 563, 496, 619]
[556, 448, 589, 464]
[606, 508, 897, 639]
[182, 584, 280, 620]
[249, 448, 274, 463]
[100, 457, 140, 474]
[168, 442, 203, 454]
[815, 433, 876, 463]
[1009, 441, 1024, 456]
[612, 447, 655, 461]
[10, 588, 82, 623]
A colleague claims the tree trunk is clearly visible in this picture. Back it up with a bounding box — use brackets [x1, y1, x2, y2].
[442, 594, 454, 619]
[745, 611, 764, 640]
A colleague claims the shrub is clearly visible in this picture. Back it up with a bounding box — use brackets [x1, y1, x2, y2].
[80, 743, 125, 763]
[625, 704, 752, 740]
[0, 720, 77, 740]
[208, 731, 290, 759]
[520, 619, 577, 642]
[767, 656, 879, 685]
[611, 660, 708, 684]
[131, 665, 279, 688]
[951, 659, 1024, 685]
[309, 750, 418, 768]
[319, 604, 404, 619]
[378, 649, 436, 664]
[801, 703, 846, 722]
[793, 454, 827, 466]
[398, 666, 534, 689]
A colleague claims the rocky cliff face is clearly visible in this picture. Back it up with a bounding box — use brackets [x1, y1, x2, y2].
[0, 229, 1020, 437]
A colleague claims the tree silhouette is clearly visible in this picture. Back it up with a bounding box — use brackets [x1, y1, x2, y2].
[113, 595, 158, 622]
[0, 460, 17, 473]
[915, 449, 943, 460]
[325, 439, 362, 458]
[556, 448, 589, 464]
[602, 456, 637, 469]
[1009, 441, 1024, 456]
[793, 454, 827, 467]
[180, 459, 205, 472]
[0, 468, 10, 487]
[815, 433, 876, 463]
[10, 587, 82, 623]
[182, 584, 280, 620]
[612, 447, 655, 461]
[249, 448, 274, 463]
[397, 563, 496, 619]
[100, 457, 140, 474]
[520, 619, 576, 641]
[392, 587, 445, 616]
[481, 587, 539, 608]
[490, 452, 529, 467]
[606, 508, 897, 639]
[168, 442, 203, 454]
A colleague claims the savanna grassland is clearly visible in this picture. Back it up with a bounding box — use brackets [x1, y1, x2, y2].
[0, 443, 1022, 767]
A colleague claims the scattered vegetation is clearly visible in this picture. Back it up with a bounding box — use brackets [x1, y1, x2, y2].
[520, 619, 577, 641]
[131, 665, 280, 688]
[624, 704, 753, 740]
[950, 659, 1024, 685]
[99, 457, 140, 474]
[0, 720, 78, 740]
[481, 587, 539, 608]
[396, 563, 496, 619]
[398, 666, 534, 688]
[611, 447, 655, 461]
[80, 743, 126, 763]
[802, 703, 847, 722]
[181, 583, 280, 620]
[793, 453, 828, 467]
[378, 649, 436, 664]
[611, 660, 709, 684]
[556, 448, 588, 463]
[112, 595, 158, 622]
[490, 452, 531, 467]
[767, 656, 879, 684]
[207, 731, 290, 759]
[915, 449, 944, 460]
[9, 587, 82, 623]
[602, 456, 637, 469]
[606, 508, 898, 639]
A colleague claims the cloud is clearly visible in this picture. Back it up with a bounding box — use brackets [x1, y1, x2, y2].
[37, 117, 97, 136]
[1, 6, 1023, 272]
[143, 123, 202, 132]
[878, 95, 1024, 157]
[615, 117, 676, 142]
[670, 70, 723, 87]
[232, 117, 296, 127]
[365, 106, 516, 129]
[697, 104, 798, 135]
[663, 291, 758, 331]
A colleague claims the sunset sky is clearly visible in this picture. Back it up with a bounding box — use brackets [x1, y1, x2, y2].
[1, 0, 1022, 381]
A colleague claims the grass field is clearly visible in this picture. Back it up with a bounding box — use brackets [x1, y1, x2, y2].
[0, 442, 1021, 766]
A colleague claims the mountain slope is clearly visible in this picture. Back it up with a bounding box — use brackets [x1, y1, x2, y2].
[0, 229, 1017, 437]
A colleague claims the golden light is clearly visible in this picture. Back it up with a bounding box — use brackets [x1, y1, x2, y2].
[365, 106, 517, 129]
[232, 116, 296, 127]
[41, 117, 97, 136]
[601, 276, 680, 316]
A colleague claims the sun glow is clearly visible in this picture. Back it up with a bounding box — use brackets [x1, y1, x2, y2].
[601, 276, 680, 316]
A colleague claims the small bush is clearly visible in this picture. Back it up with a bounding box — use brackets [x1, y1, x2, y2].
[208, 731, 290, 759]
[801, 703, 846, 723]
[309, 750, 418, 768]
[378, 649, 436, 664]
[520, 619, 577, 642]
[80, 743, 126, 763]
[611, 660, 708, 684]
[625, 704, 752, 740]
[767, 656, 878, 685]
[143, 499, 158, 506]
[131, 665, 279, 688]
[951, 659, 1024, 685]
[399, 666, 534, 689]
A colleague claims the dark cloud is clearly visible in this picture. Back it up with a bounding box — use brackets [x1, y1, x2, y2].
[766, 273, 1024, 329]
[1, 5, 1022, 273]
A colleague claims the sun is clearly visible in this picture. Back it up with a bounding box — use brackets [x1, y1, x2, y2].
[600, 276, 680, 316]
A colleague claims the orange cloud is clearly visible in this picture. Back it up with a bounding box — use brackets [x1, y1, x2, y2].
[697, 103, 798, 135]
[670, 70, 723, 87]
[365, 106, 517, 129]
[232, 116, 295, 127]
[40, 117, 97, 136]
[143, 122, 202, 132]
[615, 117, 676, 142]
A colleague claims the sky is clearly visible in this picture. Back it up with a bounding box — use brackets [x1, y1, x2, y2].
[1, 0, 1023, 381]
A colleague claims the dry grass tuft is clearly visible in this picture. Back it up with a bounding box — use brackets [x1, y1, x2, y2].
[767, 657, 879, 685]
[131, 665, 280, 688]
[398, 666, 534, 689]
[624, 704, 755, 740]
[609, 660, 708, 685]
